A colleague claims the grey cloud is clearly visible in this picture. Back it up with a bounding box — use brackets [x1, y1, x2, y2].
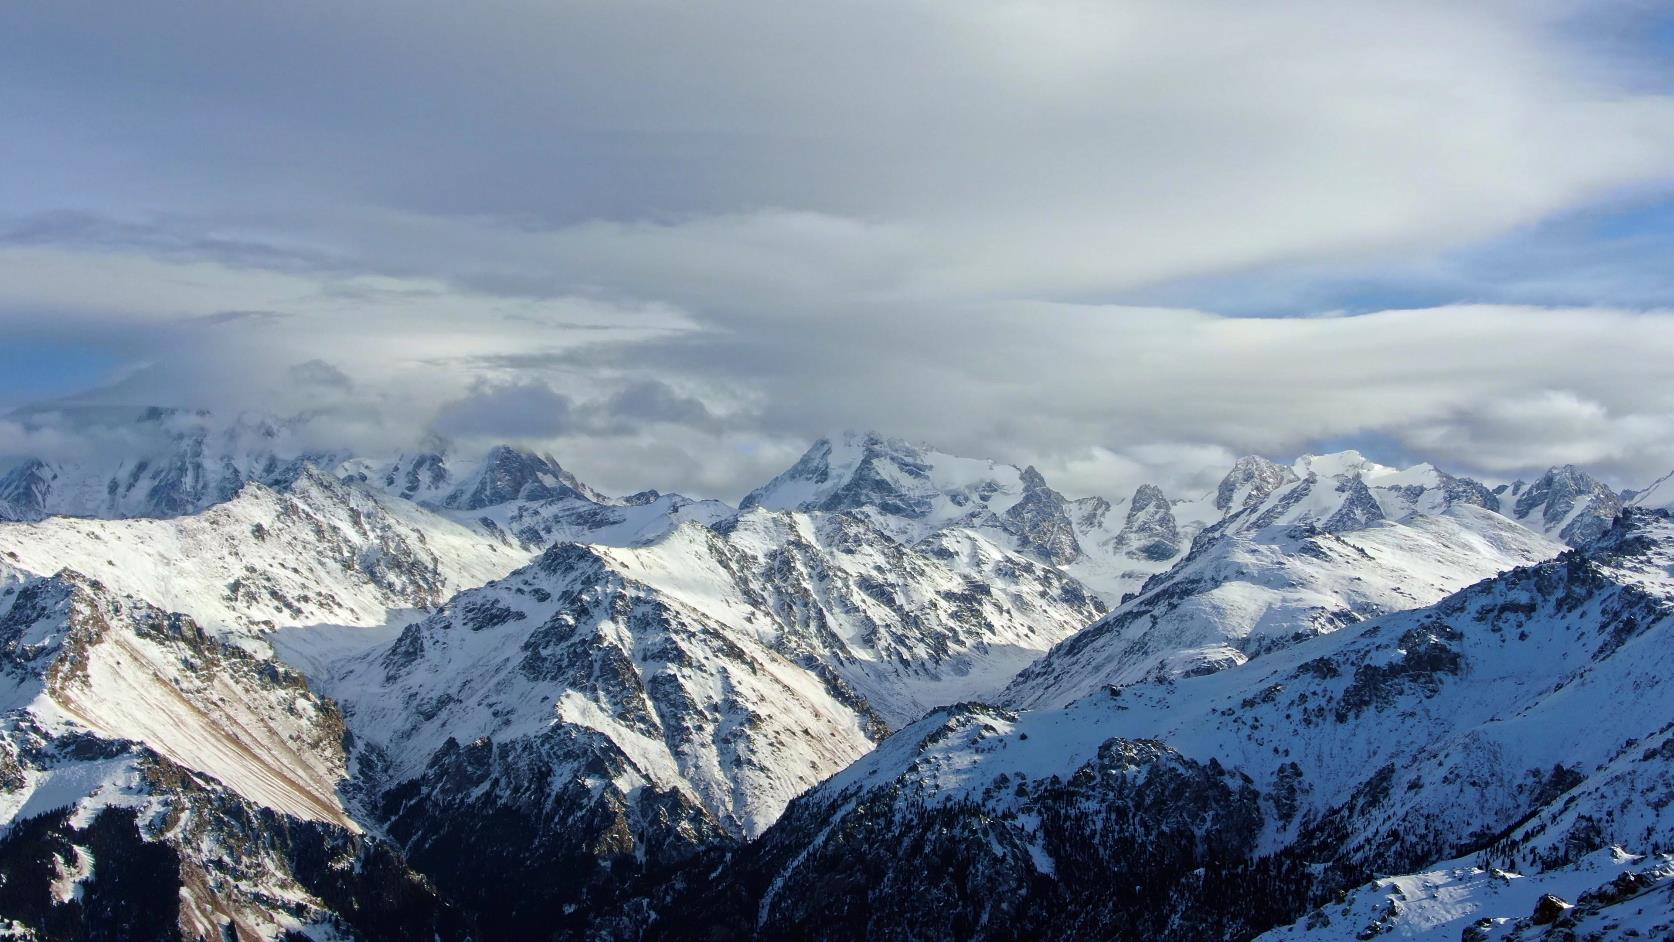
[431, 381, 576, 441]
[286, 359, 353, 391]
[2, 2, 1673, 502]
[586, 380, 731, 434]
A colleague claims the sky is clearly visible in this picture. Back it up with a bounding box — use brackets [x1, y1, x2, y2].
[3, 0, 1674, 502]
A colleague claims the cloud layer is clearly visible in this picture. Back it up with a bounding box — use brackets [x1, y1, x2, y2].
[1, 1, 1672, 500]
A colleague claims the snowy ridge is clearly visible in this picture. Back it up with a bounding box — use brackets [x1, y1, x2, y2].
[278, 506, 1103, 932]
[1495, 464, 1623, 546]
[1258, 848, 1674, 942]
[1004, 456, 1558, 708]
[0, 467, 527, 640]
[1631, 468, 1674, 511]
[0, 407, 339, 522]
[663, 508, 1674, 940]
[743, 431, 1210, 601]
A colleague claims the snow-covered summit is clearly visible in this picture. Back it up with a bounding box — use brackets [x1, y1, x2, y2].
[0, 467, 526, 641]
[353, 443, 607, 510]
[1497, 464, 1622, 546]
[677, 507, 1674, 941]
[0, 406, 340, 522]
[1004, 455, 1558, 707]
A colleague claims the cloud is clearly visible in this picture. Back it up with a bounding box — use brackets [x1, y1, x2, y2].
[431, 381, 576, 441]
[1, 2, 1673, 500]
[286, 359, 353, 392]
[586, 380, 730, 434]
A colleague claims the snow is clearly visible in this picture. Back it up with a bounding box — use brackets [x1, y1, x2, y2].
[1258, 849, 1674, 942]
[305, 504, 1101, 839]
[1633, 469, 1674, 511]
[1007, 498, 1560, 708]
[1293, 450, 1398, 482]
[0, 756, 145, 829]
[0, 471, 526, 640]
[787, 509, 1674, 923]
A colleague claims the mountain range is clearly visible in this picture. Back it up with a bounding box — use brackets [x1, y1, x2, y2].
[0, 413, 1668, 941]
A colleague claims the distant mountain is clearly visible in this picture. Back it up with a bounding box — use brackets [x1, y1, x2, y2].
[0, 407, 335, 522]
[1005, 451, 1559, 708]
[1495, 464, 1623, 546]
[744, 432, 1212, 601]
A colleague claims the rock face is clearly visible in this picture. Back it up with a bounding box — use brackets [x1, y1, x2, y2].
[1003, 466, 1083, 565]
[1115, 484, 1181, 560]
[1217, 455, 1300, 514]
[742, 432, 1191, 601]
[1003, 457, 1559, 709]
[652, 508, 1674, 942]
[303, 508, 1104, 936]
[1501, 464, 1623, 546]
[0, 571, 462, 940]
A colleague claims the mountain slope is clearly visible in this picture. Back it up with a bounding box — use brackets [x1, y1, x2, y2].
[1005, 456, 1559, 708]
[0, 468, 526, 641]
[651, 507, 1674, 941]
[0, 571, 464, 940]
[1257, 848, 1674, 942]
[298, 507, 1103, 936]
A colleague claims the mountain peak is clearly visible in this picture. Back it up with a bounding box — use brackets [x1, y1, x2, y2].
[1291, 449, 1397, 481]
[1510, 462, 1622, 546]
[1214, 455, 1297, 512]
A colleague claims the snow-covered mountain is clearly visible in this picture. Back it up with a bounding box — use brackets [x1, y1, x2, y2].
[0, 467, 524, 641]
[1, 409, 1670, 941]
[293, 507, 1102, 934]
[1005, 451, 1559, 708]
[1494, 464, 1623, 546]
[0, 570, 467, 939]
[346, 444, 734, 548]
[743, 432, 1219, 601]
[0, 407, 336, 522]
[657, 506, 1674, 940]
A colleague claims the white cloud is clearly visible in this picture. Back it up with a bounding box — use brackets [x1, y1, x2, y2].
[1, 2, 1672, 499]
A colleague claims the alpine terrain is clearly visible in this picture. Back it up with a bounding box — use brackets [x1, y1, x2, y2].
[0, 416, 1668, 942]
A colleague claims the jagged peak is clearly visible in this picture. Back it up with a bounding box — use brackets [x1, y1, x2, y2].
[1214, 454, 1298, 513]
[1018, 465, 1051, 490]
[1129, 482, 1169, 509]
